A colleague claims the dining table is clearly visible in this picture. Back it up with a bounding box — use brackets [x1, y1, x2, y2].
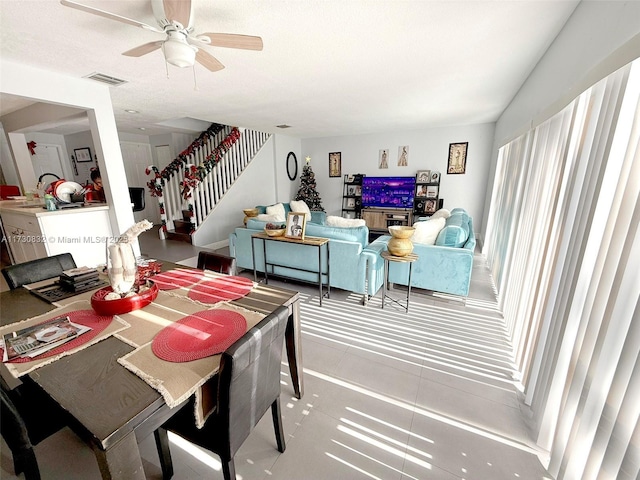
[0, 262, 303, 480]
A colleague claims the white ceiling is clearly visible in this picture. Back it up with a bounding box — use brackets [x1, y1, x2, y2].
[0, 0, 580, 138]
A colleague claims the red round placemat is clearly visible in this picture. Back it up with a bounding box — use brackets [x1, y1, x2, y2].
[151, 309, 247, 362]
[188, 276, 254, 304]
[150, 268, 205, 290]
[3, 310, 114, 363]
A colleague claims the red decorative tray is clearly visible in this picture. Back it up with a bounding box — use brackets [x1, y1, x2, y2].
[91, 281, 159, 315]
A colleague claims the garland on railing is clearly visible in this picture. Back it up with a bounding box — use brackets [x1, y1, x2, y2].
[159, 123, 225, 180]
[180, 127, 242, 200]
[181, 165, 199, 199]
[145, 123, 226, 197]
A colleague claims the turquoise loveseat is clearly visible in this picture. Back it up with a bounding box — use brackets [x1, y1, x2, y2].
[229, 213, 384, 303]
[368, 208, 476, 297]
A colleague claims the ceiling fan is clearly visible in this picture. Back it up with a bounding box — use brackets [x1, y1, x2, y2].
[60, 0, 263, 72]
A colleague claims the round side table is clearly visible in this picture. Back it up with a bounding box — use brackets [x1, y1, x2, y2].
[381, 251, 418, 313]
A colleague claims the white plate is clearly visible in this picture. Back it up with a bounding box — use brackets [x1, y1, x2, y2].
[7, 195, 27, 200]
[55, 181, 83, 203]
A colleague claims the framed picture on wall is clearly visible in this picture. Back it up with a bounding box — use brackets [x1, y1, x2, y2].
[329, 152, 341, 177]
[74, 147, 92, 163]
[447, 142, 468, 174]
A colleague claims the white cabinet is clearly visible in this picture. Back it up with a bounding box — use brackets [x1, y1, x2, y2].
[2, 212, 48, 263]
[0, 205, 112, 267]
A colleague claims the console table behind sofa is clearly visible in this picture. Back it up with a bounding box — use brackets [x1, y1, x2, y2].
[230, 219, 384, 303]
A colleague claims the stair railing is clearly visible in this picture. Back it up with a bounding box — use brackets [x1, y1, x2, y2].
[147, 124, 271, 235]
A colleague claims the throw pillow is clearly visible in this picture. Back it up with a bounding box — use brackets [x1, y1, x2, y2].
[265, 203, 286, 221]
[430, 208, 451, 220]
[290, 199, 312, 222]
[326, 216, 366, 228]
[435, 225, 468, 247]
[411, 217, 446, 245]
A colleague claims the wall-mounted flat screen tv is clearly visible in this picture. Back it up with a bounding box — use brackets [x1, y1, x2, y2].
[361, 176, 416, 209]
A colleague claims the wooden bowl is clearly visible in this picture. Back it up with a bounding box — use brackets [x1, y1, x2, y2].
[264, 228, 286, 237]
[91, 281, 159, 315]
[388, 225, 416, 239]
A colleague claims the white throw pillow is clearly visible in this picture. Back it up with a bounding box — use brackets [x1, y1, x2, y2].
[289, 200, 312, 221]
[256, 214, 283, 222]
[326, 215, 366, 228]
[430, 208, 451, 220]
[411, 217, 446, 245]
[265, 203, 286, 221]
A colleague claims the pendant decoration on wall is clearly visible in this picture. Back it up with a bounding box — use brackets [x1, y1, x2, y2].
[27, 141, 37, 155]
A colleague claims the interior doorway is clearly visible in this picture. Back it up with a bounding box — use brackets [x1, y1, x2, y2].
[120, 141, 160, 224]
[31, 143, 70, 186]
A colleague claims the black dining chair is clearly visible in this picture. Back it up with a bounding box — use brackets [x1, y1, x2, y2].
[1, 377, 69, 480]
[154, 306, 289, 480]
[128, 187, 146, 212]
[1, 253, 77, 290]
[197, 251, 237, 276]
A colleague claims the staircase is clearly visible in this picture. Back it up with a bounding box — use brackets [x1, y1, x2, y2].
[147, 123, 271, 243]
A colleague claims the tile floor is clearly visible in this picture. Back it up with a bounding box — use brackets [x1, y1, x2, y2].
[0, 230, 554, 479]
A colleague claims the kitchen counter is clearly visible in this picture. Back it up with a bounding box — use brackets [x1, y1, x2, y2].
[0, 200, 112, 266]
[0, 200, 108, 216]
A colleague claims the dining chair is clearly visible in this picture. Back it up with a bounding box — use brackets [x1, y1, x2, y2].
[1, 377, 69, 480]
[154, 305, 289, 480]
[1, 253, 77, 290]
[197, 251, 237, 276]
[128, 187, 146, 212]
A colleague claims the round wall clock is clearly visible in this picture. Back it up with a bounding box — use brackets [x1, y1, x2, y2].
[286, 152, 298, 181]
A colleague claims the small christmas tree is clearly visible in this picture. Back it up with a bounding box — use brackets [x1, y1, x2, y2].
[295, 156, 325, 212]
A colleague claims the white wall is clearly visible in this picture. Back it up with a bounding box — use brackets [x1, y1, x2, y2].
[273, 134, 303, 202]
[483, 1, 640, 236]
[0, 60, 135, 245]
[301, 123, 495, 234]
[0, 124, 20, 187]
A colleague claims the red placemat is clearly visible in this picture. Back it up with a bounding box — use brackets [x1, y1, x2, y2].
[150, 268, 205, 290]
[151, 309, 247, 362]
[188, 276, 254, 304]
[2, 310, 114, 364]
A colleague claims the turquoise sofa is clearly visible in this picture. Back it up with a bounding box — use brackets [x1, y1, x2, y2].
[368, 208, 476, 297]
[229, 215, 384, 303]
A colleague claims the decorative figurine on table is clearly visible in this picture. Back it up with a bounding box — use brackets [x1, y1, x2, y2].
[105, 220, 153, 299]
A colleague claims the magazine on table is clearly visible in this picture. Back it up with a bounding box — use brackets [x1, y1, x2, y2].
[2, 315, 91, 362]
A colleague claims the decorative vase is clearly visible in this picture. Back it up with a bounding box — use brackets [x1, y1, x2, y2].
[243, 208, 259, 226]
[106, 239, 137, 295]
[387, 226, 415, 257]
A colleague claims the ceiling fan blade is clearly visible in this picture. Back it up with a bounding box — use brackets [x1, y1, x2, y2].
[162, 0, 193, 29]
[196, 50, 225, 72]
[60, 0, 163, 33]
[200, 33, 263, 51]
[122, 41, 164, 57]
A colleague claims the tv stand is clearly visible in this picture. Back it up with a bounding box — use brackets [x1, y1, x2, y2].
[362, 208, 413, 241]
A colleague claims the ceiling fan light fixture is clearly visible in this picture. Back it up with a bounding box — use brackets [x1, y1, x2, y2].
[163, 38, 197, 68]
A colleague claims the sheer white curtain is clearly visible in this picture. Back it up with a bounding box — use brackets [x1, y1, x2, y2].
[483, 58, 640, 479]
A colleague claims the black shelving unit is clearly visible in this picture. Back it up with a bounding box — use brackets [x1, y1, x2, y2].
[413, 171, 441, 217]
[342, 174, 364, 219]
